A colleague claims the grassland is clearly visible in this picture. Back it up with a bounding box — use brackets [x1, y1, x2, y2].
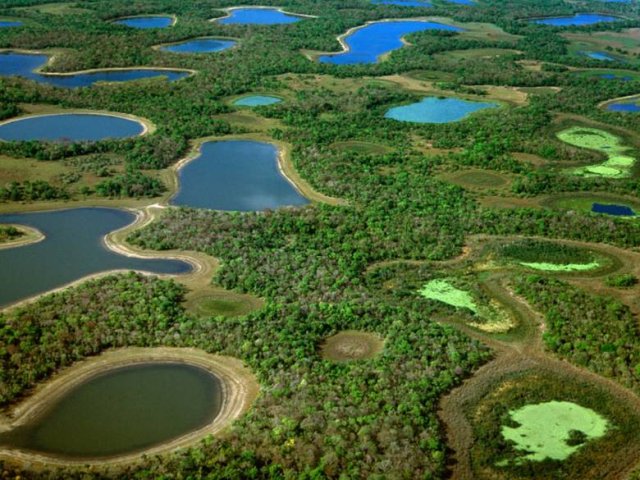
[320, 331, 385, 361]
[438, 169, 512, 191]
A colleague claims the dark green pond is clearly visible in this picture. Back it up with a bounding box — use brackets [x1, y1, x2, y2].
[0, 363, 223, 458]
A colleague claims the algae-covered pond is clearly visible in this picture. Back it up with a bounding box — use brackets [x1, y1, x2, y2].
[419, 279, 478, 312]
[556, 126, 636, 178]
[501, 401, 608, 463]
[0, 363, 222, 457]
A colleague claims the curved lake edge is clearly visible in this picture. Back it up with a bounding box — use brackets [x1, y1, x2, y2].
[212, 6, 317, 23]
[111, 14, 178, 27]
[152, 36, 239, 53]
[0, 110, 156, 140]
[170, 134, 347, 207]
[0, 347, 259, 467]
[0, 224, 44, 250]
[599, 93, 640, 111]
[0, 48, 195, 82]
[304, 17, 461, 63]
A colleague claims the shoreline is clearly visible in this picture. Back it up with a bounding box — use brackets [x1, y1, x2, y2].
[0, 109, 157, 138]
[0, 224, 44, 250]
[211, 6, 317, 24]
[0, 347, 259, 468]
[0, 47, 195, 79]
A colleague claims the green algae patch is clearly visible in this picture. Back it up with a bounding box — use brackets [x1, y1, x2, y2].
[556, 126, 636, 178]
[501, 401, 608, 463]
[419, 279, 478, 313]
[520, 261, 600, 272]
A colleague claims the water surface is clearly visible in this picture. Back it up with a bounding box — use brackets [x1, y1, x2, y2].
[607, 102, 640, 112]
[171, 140, 309, 211]
[385, 96, 497, 123]
[592, 203, 636, 216]
[217, 8, 303, 25]
[0, 363, 221, 457]
[114, 16, 174, 29]
[233, 95, 282, 107]
[532, 13, 620, 26]
[319, 20, 461, 64]
[581, 51, 617, 61]
[599, 73, 632, 81]
[0, 208, 190, 307]
[160, 38, 236, 53]
[0, 21, 22, 28]
[371, 0, 432, 6]
[0, 113, 144, 142]
[0, 52, 188, 87]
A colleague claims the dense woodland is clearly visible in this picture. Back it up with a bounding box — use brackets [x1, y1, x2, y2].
[1, 0, 640, 478]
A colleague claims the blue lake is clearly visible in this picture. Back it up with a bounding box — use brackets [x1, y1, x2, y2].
[114, 16, 174, 29]
[0, 21, 22, 28]
[385, 96, 497, 123]
[0, 208, 190, 308]
[217, 8, 303, 25]
[319, 21, 461, 65]
[0, 52, 189, 87]
[0, 113, 145, 142]
[233, 95, 282, 107]
[581, 51, 617, 61]
[371, 0, 432, 6]
[599, 73, 632, 81]
[160, 38, 236, 54]
[592, 203, 636, 216]
[532, 13, 620, 27]
[171, 140, 309, 211]
[607, 102, 640, 112]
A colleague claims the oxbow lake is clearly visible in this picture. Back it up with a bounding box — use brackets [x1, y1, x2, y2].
[319, 20, 461, 65]
[0, 51, 189, 87]
[0, 208, 191, 307]
[0, 363, 222, 457]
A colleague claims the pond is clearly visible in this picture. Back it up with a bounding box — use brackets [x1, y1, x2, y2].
[599, 73, 632, 81]
[233, 95, 282, 107]
[385, 96, 497, 123]
[581, 51, 617, 61]
[0, 52, 189, 87]
[532, 13, 621, 27]
[0, 363, 222, 458]
[0, 208, 191, 308]
[216, 8, 303, 25]
[159, 37, 237, 54]
[0, 113, 145, 142]
[591, 203, 636, 216]
[114, 16, 174, 29]
[319, 20, 461, 64]
[371, 0, 432, 6]
[0, 21, 22, 28]
[171, 140, 309, 211]
[607, 102, 640, 112]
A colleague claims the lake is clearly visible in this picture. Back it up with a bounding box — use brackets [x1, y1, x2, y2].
[159, 38, 237, 54]
[171, 140, 309, 211]
[532, 13, 620, 27]
[607, 102, 640, 112]
[216, 8, 303, 25]
[0, 52, 189, 87]
[319, 20, 461, 64]
[114, 16, 174, 29]
[0, 113, 145, 142]
[385, 96, 497, 123]
[0, 363, 221, 457]
[592, 203, 636, 216]
[233, 95, 282, 107]
[0, 208, 191, 307]
[581, 51, 617, 61]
